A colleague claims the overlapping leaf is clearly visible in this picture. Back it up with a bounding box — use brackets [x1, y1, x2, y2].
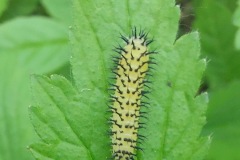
[30, 0, 209, 159]
[0, 0, 39, 21]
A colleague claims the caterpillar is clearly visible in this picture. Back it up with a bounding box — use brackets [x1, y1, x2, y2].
[108, 27, 156, 160]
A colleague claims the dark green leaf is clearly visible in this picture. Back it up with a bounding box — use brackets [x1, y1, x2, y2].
[0, 0, 7, 17]
[204, 81, 240, 160]
[194, 0, 240, 88]
[0, 0, 39, 21]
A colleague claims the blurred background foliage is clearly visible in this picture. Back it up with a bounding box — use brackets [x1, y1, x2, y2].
[177, 0, 240, 159]
[0, 0, 239, 160]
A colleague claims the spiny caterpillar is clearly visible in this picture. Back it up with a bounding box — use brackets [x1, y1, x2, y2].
[108, 28, 156, 160]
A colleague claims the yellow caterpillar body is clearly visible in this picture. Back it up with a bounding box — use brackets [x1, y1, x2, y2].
[109, 28, 154, 160]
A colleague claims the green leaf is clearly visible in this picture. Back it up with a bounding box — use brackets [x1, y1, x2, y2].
[140, 32, 209, 160]
[194, 0, 240, 89]
[233, 0, 240, 49]
[204, 81, 240, 160]
[29, 75, 91, 160]
[0, 0, 7, 17]
[194, 1, 240, 159]
[0, 0, 39, 21]
[71, 0, 209, 158]
[0, 54, 35, 160]
[41, 0, 72, 26]
[30, 0, 209, 159]
[0, 16, 69, 73]
[0, 17, 69, 160]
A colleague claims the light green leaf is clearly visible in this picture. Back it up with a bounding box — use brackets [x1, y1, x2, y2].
[29, 75, 91, 160]
[30, 0, 209, 159]
[204, 81, 240, 160]
[194, 0, 240, 89]
[41, 0, 72, 26]
[0, 16, 69, 73]
[0, 0, 7, 17]
[233, 0, 240, 49]
[0, 54, 35, 160]
[0, 16, 70, 160]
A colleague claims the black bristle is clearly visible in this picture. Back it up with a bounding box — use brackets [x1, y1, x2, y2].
[112, 71, 121, 77]
[141, 101, 150, 106]
[137, 51, 147, 61]
[132, 40, 136, 49]
[142, 90, 150, 95]
[146, 72, 153, 77]
[113, 48, 122, 54]
[148, 66, 156, 71]
[145, 50, 158, 55]
[116, 45, 128, 54]
[120, 33, 129, 44]
[132, 26, 137, 39]
[131, 145, 144, 151]
[140, 70, 148, 75]
[148, 60, 157, 65]
[139, 28, 146, 39]
[140, 93, 149, 99]
[146, 39, 154, 46]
